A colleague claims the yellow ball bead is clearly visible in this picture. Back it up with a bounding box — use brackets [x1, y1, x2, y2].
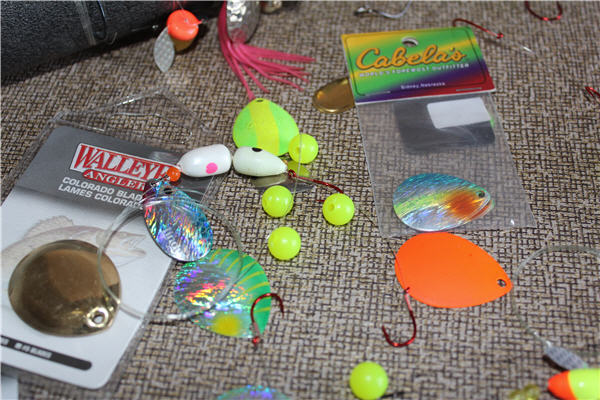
[268, 227, 301, 260]
[349, 362, 388, 400]
[262, 185, 293, 218]
[323, 193, 355, 226]
[288, 133, 319, 164]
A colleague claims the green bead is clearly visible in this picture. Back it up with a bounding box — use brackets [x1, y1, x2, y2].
[268, 227, 301, 260]
[288, 133, 319, 164]
[349, 362, 388, 400]
[323, 193, 355, 226]
[262, 185, 294, 218]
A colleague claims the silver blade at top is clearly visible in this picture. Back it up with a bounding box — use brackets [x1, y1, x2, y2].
[226, 0, 260, 43]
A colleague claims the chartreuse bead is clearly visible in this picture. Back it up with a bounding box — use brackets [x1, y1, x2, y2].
[323, 193, 355, 226]
[268, 227, 301, 260]
[349, 362, 388, 400]
[262, 185, 293, 218]
[288, 133, 319, 164]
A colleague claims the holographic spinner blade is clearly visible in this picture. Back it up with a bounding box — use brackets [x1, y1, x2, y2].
[218, 385, 289, 400]
[393, 173, 493, 231]
[173, 249, 271, 338]
[143, 179, 213, 262]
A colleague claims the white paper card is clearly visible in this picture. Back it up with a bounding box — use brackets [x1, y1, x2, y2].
[427, 97, 490, 129]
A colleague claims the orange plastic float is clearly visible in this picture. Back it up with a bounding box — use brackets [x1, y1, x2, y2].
[167, 10, 200, 51]
[394, 232, 512, 308]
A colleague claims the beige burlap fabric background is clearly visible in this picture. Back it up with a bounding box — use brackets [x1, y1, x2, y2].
[2, 2, 599, 399]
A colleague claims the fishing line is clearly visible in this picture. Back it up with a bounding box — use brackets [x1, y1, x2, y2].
[510, 244, 600, 369]
[452, 16, 598, 107]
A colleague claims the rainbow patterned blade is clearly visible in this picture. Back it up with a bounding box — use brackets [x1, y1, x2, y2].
[218, 385, 289, 400]
[173, 249, 271, 338]
[393, 173, 493, 231]
[143, 179, 212, 262]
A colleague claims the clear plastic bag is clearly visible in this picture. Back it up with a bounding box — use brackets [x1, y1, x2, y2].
[358, 92, 535, 237]
[341, 26, 536, 236]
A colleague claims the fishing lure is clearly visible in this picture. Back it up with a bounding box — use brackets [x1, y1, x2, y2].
[173, 248, 283, 345]
[176, 144, 232, 178]
[94, 179, 288, 346]
[511, 245, 599, 369]
[142, 177, 212, 262]
[349, 362, 389, 400]
[393, 173, 493, 231]
[218, 1, 314, 100]
[97, 179, 284, 347]
[218, 385, 289, 400]
[382, 232, 512, 346]
[232, 146, 288, 177]
[395, 233, 511, 308]
[232, 98, 299, 156]
[548, 369, 600, 400]
[312, 77, 355, 114]
[153, 9, 202, 72]
[8, 240, 120, 336]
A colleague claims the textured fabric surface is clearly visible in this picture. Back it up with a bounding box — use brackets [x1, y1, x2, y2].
[1, 2, 599, 399]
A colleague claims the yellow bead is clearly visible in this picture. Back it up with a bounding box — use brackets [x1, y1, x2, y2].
[349, 362, 388, 400]
[323, 193, 354, 225]
[288, 134, 319, 164]
[268, 227, 301, 260]
[262, 186, 293, 218]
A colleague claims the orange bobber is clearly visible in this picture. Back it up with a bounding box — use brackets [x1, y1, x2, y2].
[548, 369, 600, 400]
[167, 10, 200, 51]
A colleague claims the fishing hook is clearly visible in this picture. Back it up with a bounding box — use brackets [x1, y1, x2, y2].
[288, 169, 343, 203]
[524, 1, 563, 21]
[452, 18, 504, 39]
[381, 288, 417, 348]
[584, 87, 600, 105]
[250, 292, 284, 348]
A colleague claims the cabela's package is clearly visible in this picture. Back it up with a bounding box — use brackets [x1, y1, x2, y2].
[342, 27, 535, 236]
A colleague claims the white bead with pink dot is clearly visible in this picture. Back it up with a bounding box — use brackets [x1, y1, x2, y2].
[177, 144, 232, 178]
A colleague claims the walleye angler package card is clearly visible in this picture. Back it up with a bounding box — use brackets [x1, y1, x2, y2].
[1, 126, 211, 389]
[341, 27, 535, 236]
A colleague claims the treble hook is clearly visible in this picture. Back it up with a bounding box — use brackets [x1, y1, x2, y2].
[381, 288, 417, 347]
[524, 1, 563, 21]
[250, 292, 284, 348]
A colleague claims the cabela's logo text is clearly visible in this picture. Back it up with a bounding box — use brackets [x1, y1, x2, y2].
[356, 44, 467, 70]
[70, 143, 173, 191]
